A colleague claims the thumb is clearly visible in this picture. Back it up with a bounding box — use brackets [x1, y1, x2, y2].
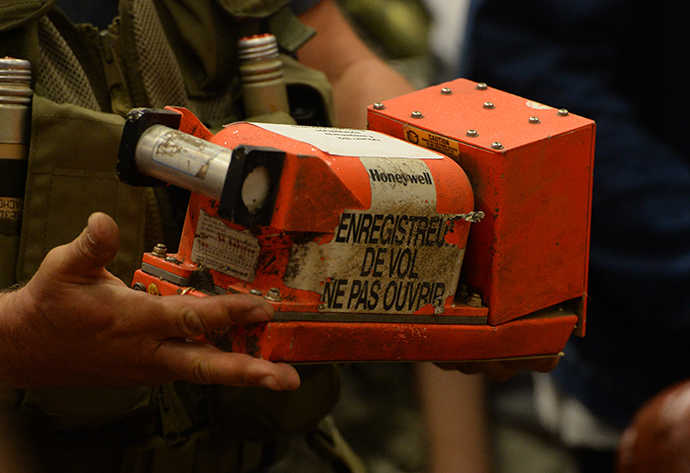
[66, 212, 121, 275]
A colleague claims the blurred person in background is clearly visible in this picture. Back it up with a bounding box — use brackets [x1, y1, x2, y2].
[459, 1, 690, 472]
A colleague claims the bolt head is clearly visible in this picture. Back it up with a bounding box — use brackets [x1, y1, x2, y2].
[441, 87, 452, 95]
[491, 141, 504, 150]
[476, 82, 488, 90]
[152, 243, 168, 257]
[411, 111, 423, 119]
[265, 287, 282, 302]
[528, 116, 541, 124]
[483, 102, 495, 109]
[373, 102, 385, 110]
[557, 108, 570, 116]
[466, 129, 479, 137]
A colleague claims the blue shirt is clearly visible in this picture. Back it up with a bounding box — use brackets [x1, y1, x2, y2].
[461, 0, 690, 429]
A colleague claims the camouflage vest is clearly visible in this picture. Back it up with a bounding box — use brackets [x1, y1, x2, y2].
[0, 1, 340, 472]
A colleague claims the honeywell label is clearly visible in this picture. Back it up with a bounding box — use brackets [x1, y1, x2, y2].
[191, 209, 260, 282]
[285, 157, 464, 314]
[403, 125, 461, 159]
[251, 122, 443, 159]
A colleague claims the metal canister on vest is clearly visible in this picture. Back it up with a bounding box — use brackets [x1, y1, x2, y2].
[238, 34, 290, 118]
[0, 58, 32, 222]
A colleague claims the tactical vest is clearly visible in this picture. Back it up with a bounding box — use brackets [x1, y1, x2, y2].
[0, 1, 343, 472]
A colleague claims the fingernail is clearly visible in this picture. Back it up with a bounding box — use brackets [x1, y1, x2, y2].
[84, 227, 97, 246]
[259, 375, 281, 391]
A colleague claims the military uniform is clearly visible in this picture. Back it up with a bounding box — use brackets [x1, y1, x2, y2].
[0, 1, 344, 471]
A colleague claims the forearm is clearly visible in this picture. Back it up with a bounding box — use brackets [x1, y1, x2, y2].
[297, 0, 415, 128]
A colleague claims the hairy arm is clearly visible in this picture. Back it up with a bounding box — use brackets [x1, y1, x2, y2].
[0, 212, 300, 391]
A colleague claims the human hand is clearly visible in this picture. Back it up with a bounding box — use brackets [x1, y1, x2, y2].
[435, 355, 561, 382]
[0, 212, 300, 391]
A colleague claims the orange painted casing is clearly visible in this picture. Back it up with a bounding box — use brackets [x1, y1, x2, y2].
[368, 79, 594, 332]
[130, 97, 587, 362]
[133, 271, 577, 362]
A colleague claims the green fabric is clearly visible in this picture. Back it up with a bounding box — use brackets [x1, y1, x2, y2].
[20, 386, 154, 430]
[0, 0, 54, 32]
[0, 2, 342, 471]
[207, 365, 341, 441]
[215, 0, 290, 18]
[17, 95, 147, 285]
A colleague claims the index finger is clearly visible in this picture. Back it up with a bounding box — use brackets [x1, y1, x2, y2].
[125, 292, 275, 339]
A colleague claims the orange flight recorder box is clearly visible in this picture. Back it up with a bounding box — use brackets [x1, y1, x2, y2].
[118, 78, 594, 363]
[367, 78, 595, 333]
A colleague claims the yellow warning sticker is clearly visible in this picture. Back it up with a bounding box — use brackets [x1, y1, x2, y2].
[402, 125, 461, 159]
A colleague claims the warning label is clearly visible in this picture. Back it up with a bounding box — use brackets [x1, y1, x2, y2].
[191, 209, 260, 282]
[403, 125, 461, 159]
[285, 157, 464, 314]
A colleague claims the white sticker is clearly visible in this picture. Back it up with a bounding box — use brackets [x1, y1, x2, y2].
[249, 123, 443, 159]
[284, 157, 464, 314]
[191, 209, 260, 282]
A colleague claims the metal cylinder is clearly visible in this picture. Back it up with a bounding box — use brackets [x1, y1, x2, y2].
[134, 124, 234, 200]
[238, 34, 290, 118]
[0, 58, 32, 222]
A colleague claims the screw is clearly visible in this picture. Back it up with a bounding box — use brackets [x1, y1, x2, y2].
[440, 87, 452, 95]
[491, 142, 504, 150]
[132, 282, 146, 291]
[557, 108, 569, 116]
[249, 288, 263, 296]
[528, 116, 541, 124]
[265, 288, 282, 302]
[373, 102, 385, 110]
[476, 82, 488, 90]
[152, 243, 167, 258]
[483, 102, 495, 109]
[466, 129, 479, 138]
[411, 111, 423, 119]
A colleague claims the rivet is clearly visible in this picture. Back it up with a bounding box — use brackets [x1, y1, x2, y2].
[557, 108, 569, 116]
[528, 116, 541, 124]
[411, 111, 423, 119]
[373, 102, 385, 110]
[249, 288, 263, 296]
[152, 243, 167, 258]
[466, 129, 479, 138]
[265, 287, 282, 302]
[132, 282, 146, 292]
[476, 82, 488, 90]
[440, 87, 452, 95]
[483, 102, 495, 109]
[491, 142, 504, 150]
